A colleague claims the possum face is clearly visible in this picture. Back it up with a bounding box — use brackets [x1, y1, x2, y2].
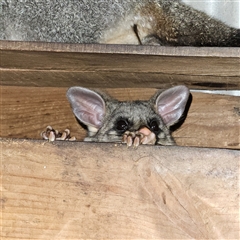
[89, 101, 174, 145]
[66, 86, 190, 146]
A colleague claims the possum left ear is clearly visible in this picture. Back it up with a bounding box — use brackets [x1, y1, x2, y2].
[66, 86, 106, 130]
[155, 86, 190, 127]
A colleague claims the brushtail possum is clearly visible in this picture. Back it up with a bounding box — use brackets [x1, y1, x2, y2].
[1, 0, 239, 46]
[65, 86, 190, 146]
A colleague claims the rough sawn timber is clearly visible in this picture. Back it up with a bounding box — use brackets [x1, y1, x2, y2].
[1, 139, 239, 239]
[1, 41, 239, 90]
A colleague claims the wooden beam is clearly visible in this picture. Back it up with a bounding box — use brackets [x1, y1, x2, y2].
[1, 41, 239, 56]
[1, 139, 239, 239]
[1, 41, 239, 89]
[1, 86, 239, 149]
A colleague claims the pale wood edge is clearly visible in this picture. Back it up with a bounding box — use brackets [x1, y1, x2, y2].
[0, 40, 240, 57]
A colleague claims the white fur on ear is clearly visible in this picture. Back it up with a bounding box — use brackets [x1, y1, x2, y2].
[155, 85, 190, 127]
[66, 87, 106, 129]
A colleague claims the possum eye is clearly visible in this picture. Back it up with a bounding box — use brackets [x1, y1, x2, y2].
[115, 119, 129, 132]
[149, 119, 160, 133]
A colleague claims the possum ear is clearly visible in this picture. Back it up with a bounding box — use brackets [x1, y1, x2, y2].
[155, 86, 190, 127]
[66, 87, 106, 130]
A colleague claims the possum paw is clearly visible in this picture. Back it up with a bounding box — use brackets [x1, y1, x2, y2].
[41, 126, 76, 142]
[122, 127, 156, 147]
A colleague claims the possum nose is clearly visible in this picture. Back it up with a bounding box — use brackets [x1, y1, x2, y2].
[138, 127, 152, 135]
[138, 126, 156, 145]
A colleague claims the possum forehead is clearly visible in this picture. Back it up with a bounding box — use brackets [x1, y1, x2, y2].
[110, 101, 158, 125]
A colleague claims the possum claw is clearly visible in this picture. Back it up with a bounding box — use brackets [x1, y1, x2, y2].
[122, 128, 156, 147]
[41, 126, 76, 142]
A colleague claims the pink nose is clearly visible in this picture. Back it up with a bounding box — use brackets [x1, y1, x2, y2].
[138, 127, 152, 136]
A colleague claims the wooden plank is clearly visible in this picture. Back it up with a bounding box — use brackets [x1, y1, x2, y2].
[1, 86, 239, 149]
[2, 70, 239, 89]
[1, 41, 239, 56]
[1, 41, 239, 89]
[1, 139, 239, 239]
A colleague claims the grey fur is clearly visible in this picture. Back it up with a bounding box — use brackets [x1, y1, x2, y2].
[0, 0, 134, 43]
[66, 86, 190, 146]
[85, 99, 175, 145]
[1, 0, 239, 46]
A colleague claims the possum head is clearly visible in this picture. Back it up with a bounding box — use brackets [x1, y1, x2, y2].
[66, 86, 190, 145]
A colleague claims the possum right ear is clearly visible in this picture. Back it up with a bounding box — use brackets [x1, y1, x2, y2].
[66, 87, 106, 130]
[155, 85, 190, 127]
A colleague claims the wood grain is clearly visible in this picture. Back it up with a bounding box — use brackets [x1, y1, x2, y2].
[1, 139, 239, 239]
[1, 40, 239, 56]
[1, 86, 239, 149]
[1, 41, 239, 89]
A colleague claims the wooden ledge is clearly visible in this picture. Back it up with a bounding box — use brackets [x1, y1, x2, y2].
[1, 40, 240, 57]
[1, 139, 239, 239]
[1, 41, 240, 89]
